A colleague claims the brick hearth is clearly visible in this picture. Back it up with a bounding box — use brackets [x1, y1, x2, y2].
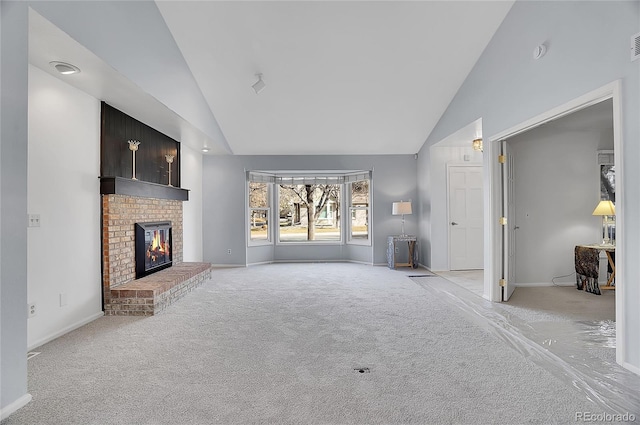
[106, 262, 212, 316]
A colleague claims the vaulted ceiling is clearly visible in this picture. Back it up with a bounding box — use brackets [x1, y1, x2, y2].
[29, 1, 515, 156]
[157, 1, 513, 155]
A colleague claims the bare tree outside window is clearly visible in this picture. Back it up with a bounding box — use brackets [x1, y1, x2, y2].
[600, 164, 615, 202]
[349, 180, 370, 240]
[249, 182, 270, 242]
[278, 184, 341, 242]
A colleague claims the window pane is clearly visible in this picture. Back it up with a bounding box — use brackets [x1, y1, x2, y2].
[249, 182, 268, 208]
[350, 180, 370, 240]
[351, 180, 369, 205]
[351, 208, 369, 239]
[279, 184, 341, 242]
[249, 209, 269, 241]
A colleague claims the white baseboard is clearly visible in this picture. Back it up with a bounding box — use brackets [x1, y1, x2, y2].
[272, 259, 348, 264]
[1, 393, 32, 420]
[210, 263, 245, 268]
[246, 261, 273, 267]
[28, 311, 104, 352]
[622, 361, 640, 376]
[514, 282, 574, 287]
[345, 259, 375, 266]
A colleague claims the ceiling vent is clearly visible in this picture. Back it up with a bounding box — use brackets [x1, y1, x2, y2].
[632, 32, 640, 61]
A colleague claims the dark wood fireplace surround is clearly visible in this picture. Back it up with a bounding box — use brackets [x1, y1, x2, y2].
[100, 103, 211, 316]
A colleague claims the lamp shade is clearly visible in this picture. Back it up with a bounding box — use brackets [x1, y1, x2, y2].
[392, 201, 412, 215]
[592, 200, 615, 216]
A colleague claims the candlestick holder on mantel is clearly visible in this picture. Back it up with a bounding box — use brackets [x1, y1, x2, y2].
[127, 140, 141, 180]
[165, 154, 174, 187]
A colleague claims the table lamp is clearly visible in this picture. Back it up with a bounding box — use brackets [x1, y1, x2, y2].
[592, 200, 615, 245]
[392, 201, 412, 236]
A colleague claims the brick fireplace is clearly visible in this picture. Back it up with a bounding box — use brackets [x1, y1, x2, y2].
[99, 103, 210, 315]
[101, 193, 184, 311]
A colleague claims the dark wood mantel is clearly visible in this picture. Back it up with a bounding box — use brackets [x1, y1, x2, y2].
[100, 176, 189, 201]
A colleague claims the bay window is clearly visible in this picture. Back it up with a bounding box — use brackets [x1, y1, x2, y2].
[247, 170, 371, 246]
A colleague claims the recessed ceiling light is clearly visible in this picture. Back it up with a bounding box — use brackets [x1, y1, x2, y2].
[49, 61, 81, 75]
[201, 147, 210, 153]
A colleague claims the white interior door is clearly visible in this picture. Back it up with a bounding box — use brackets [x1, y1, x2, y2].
[448, 165, 484, 270]
[501, 141, 517, 301]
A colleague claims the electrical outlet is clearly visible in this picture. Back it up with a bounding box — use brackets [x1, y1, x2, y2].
[28, 303, 36, 318]
[28, 214, 41, 227]
[227, 249, 232, 255]
[60, 293, 68, 307]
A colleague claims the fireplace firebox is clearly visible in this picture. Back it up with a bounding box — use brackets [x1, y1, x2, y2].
[135, 221, 172, 278]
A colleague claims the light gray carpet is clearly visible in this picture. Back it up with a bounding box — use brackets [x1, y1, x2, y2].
[2, 263, 630, 424]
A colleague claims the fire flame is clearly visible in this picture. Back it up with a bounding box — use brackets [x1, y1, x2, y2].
[146, 230, 170, 264]
[151, 230, 165, 253]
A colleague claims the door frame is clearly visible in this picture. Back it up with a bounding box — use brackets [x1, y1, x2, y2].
[485, 80, 624, 363]
[446, 163, 484, 271]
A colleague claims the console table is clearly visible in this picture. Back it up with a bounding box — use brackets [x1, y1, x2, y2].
[577, 244, 615, 290]
[387, 235, 417, 269]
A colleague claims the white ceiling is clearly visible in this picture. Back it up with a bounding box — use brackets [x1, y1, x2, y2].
[28, 1, 515, 156]
[156, 1, 514, 155]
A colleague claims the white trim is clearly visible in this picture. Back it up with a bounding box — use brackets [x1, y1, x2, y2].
[622, 361, 640, 376]
[246, 261, 274, 267]
[211, 263, 246, 268]
[489, 83, 619, 142]
[0, 394, 33, 420]
[28, 311, 104, 351]
[514, 282, 575, 288]
[272, 259, 350, 264]
[487, 80, 625, 369]
[611, 82, 625, 367]
[345, 259, 375, 266]
[250, 260, 378, 266]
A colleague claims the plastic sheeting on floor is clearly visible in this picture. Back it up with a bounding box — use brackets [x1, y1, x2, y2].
[410, 275, 640, 417]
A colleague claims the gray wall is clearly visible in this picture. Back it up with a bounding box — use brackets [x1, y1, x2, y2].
[417, 1, 639, 370]
[1, 1, 30, 414]
[203, 155, 417, 266]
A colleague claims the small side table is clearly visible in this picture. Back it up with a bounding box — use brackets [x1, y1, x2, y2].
[387, 235, 417, 269]
[578, 243, 615, 289]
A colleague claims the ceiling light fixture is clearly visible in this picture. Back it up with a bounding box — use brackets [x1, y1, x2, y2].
[49, 61, 81, 75]
[472, 138, 483, 152]
[201, 146, 210, 153]
[252, 73, 266, 94]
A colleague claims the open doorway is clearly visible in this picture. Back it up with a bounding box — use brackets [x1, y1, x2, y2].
[488, 82, 624, 367]
[505, 99, 614, 289]
[500, 98, 615, 322]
